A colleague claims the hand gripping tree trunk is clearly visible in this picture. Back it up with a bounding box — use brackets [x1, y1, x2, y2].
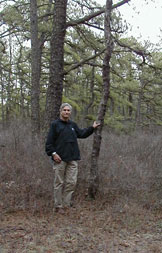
[88, 0, 113, 199]
[45, 0, 68, 130]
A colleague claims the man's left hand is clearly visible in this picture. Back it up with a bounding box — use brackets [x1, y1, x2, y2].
[93, 121, 101, 128]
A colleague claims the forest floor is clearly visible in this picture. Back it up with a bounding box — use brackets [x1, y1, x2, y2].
[0, 194, 162, 253]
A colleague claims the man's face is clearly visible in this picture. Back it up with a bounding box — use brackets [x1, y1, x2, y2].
[60, 106, 71, 121]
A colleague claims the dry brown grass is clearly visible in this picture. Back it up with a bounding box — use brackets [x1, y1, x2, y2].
[0, 119, 162, 252]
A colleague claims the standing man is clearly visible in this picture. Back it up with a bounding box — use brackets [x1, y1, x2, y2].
[45, 103, 100, 213]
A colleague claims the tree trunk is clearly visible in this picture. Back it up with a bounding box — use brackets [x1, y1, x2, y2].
[88, 0, 113, 199]
[84, 54, 96, 117]
[30, 0, 42, 134]
[128, 92, 133, 117]
[6, 34, 12, 121]
[45, 0, 68, 130]
[0, 62, 4, 128]
[136, 78, 145, 127]
[20, 77, 25, 118]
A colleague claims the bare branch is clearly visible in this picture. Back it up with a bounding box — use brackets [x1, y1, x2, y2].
[64, 49, 105, 75]
[114, 37, 150, 64]
[66, 0, 131, 27]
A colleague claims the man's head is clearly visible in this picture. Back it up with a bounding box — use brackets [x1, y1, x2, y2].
[60, 103, 72, 121]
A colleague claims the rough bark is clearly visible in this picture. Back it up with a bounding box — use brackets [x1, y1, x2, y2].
[136, 86, 143, 127]
[45, 0, 68, 130]
[30, 0, 41, 134]
[84, 59, 95, 118]
[88, 0, 114, 199]
[6, 34, 12, 121]
[0, 62, 4, 128]
[128, 92, 133, 117]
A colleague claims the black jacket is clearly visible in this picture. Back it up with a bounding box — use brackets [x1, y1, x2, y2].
[45, 119, 94, 162]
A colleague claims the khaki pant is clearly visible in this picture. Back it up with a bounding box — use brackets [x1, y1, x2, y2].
[53, 160, 78, 208]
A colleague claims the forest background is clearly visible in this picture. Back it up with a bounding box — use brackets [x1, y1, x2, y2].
[0, 0, 162, 251]
[0, 0, 162, 223]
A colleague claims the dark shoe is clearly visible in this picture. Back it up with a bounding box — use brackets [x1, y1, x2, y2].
[54, 207, 65, 214]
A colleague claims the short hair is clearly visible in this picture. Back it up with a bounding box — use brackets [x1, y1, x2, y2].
[60, 103, 72, 112]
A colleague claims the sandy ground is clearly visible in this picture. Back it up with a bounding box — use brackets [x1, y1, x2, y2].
[0, 198, 162, 253]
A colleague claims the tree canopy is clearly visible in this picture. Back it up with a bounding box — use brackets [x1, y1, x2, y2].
[0, 0, 161, 133]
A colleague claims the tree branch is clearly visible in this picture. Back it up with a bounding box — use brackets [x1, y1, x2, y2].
[64, 49, 105, 75]
[114, 37, 150, 64]
[66, 0, 131, 27]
